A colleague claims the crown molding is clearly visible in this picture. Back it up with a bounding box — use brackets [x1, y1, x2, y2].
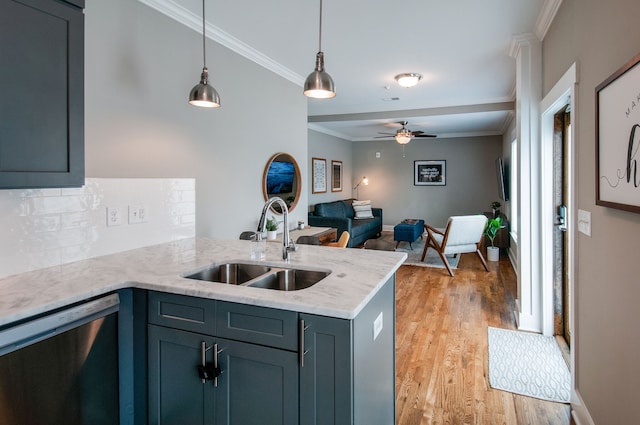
[508, 33, 538, 58]
[137, 0, 304, 86]
[535, 0, 563, 40]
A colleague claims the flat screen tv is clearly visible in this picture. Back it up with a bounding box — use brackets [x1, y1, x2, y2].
[266, 161, 294, 194]
[496, 157, 509, 201]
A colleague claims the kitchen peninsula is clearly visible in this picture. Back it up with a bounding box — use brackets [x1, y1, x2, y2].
[0, 238, 406, 425]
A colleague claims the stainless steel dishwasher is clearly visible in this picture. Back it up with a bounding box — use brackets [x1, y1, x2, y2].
[0, 293, 120, 425]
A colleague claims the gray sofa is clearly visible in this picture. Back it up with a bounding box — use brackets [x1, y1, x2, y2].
[308, 200, 382, 248]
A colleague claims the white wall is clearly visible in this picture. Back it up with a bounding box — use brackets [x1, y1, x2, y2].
[351, 136, 503, 227]
[307, 130, 354, 208]
[543, 0, 640, 422]
[84, 0, 308, 238]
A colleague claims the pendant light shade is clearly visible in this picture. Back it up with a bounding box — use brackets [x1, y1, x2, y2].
[189, 68, 220, 107]
[304, 0, 335, 99]
[189, 0, 221, 108]
[304, 52, 335, 98]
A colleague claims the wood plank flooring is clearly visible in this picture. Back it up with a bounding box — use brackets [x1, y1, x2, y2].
[395, 253, 571, 425]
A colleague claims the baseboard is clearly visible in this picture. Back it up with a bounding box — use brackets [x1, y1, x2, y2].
[571, 389, 596, 425]
[382, 225, 395, 232]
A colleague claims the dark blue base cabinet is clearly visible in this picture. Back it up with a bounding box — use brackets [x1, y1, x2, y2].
[145, 276, 396, 425]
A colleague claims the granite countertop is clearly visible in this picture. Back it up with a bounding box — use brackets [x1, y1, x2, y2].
[0, 237, 407, 326]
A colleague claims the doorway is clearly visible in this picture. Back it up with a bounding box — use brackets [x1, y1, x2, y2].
[540, 64, 576, 360]
[552, 106, 571, 347]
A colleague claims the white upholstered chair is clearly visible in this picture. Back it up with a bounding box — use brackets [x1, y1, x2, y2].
[421, 215, 490, 276]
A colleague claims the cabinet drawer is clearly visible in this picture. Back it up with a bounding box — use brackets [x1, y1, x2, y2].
[216, 302, 298, 351]
[148, 291, 216, 335]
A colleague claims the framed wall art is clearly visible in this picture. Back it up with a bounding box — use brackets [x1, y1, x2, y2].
[331, 160, 343, 192]
[312, 157, 327, 193]
[596, 51, 640, 213]
[414, 160, 446, 186]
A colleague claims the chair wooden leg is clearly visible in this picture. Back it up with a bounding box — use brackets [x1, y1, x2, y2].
[476, 248, 490, 272]
[421, 238, 430, 261]
[438, 251, 454, 277]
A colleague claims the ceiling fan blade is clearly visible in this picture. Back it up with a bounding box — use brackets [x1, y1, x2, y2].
[374, 135, 393, 138]
[378, 132, 395, 135]
[413, 134, 437, 138]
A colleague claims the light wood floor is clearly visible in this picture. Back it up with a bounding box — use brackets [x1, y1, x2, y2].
[395, 253, 571, 425]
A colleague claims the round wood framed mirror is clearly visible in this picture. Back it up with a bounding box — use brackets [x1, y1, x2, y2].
[262, 152, 302, 214]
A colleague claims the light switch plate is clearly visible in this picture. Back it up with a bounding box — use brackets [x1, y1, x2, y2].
[129, 205, 148, 224]
[373, 312, 383, 340]
[578, 209, 591, 237]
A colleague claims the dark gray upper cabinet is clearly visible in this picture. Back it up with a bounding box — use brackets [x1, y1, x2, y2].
[0, 0, 85, 188]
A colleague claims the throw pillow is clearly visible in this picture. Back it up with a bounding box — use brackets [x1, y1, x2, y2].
[352, 200, 374, 219]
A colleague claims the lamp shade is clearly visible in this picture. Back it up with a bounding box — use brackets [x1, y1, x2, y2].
[304, 52, 336, 99]
[189, 68, 221, 108]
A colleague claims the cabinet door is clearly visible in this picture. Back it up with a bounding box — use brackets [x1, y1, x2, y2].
[148, 325, 216, 425]
[215, 338, 299, 425]
[0, 0, 84, 188]
[299, 314, 352, 425]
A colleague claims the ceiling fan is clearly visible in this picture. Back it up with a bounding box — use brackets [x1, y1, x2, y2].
[376, 121, 437, 144]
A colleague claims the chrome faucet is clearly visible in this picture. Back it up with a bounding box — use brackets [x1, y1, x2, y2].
[257, 197, 297, 261]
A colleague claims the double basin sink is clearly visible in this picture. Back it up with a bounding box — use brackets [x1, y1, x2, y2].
[182, 262, 331, 291]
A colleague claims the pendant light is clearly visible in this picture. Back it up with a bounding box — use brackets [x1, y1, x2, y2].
[189, 0, 221, 108]
[303, 0, 335, 99]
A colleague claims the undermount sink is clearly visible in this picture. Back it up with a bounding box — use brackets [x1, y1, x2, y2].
[248, 268, 330, 291]
[183, 263, 271, 285]
[182, 262, 330, 290]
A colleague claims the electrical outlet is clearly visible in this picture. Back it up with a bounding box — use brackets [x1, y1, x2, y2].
[106, 207, 124, 226]
[129, 205, 148, 224]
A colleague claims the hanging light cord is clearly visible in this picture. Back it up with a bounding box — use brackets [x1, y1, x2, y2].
[317, 0, 323, 52]
[201, 0, 207, 68]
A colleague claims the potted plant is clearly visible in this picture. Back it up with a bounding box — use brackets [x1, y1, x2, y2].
[484, 216, 504, 261]
[266, 216, 279, 240]
[490, 200, 502, 218]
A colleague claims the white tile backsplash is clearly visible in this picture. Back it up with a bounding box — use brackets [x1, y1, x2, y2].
[0, 178, 196, 279]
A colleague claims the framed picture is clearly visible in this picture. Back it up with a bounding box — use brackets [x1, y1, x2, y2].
[414, 160, 446, 186]
[596, 51, 640, 213]
[331, 160, 343, 192]
[312, 157, 327, 193]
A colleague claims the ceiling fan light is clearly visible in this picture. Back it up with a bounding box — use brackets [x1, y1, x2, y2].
[395, 73, 422, 88]
[395, 129, 412, 144]
[304, 52, 336, 98]
[189, 68, 221, 107]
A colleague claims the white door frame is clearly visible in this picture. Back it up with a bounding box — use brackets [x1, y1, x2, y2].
[539, 63, 577, 338]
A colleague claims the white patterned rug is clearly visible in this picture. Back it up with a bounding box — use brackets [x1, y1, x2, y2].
[378, 231, 460, 269]
[488, 327, 571, 403]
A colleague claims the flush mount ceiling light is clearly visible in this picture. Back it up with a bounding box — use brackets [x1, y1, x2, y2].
[394, 73, 422, 88]
[303, 0, 336, 99]
[395, 129, 412, 144]
[188, 0, 221, 108]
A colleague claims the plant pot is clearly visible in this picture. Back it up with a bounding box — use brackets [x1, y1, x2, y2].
[267, 230, 278, 240]
[487, 246, 500, 262]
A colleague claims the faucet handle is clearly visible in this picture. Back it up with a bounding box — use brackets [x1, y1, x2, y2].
[287, 240, 298, 252]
